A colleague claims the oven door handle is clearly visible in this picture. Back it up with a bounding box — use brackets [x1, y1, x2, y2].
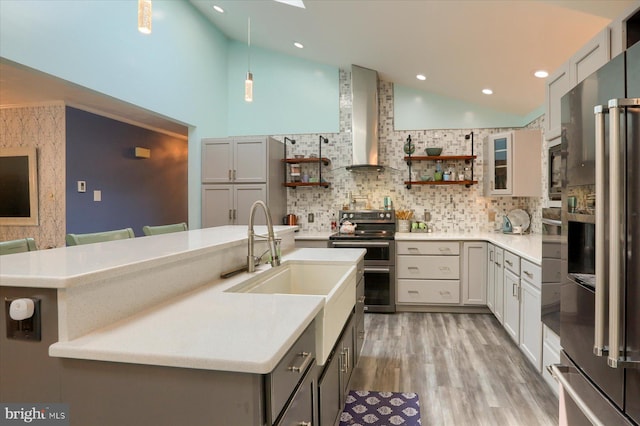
[330, 241, 390, 248]
[364, 267, 391, 273]
[541, 218, 561, 227]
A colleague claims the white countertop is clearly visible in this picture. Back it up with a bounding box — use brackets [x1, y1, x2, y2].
[395, 231, 541, 264]
[48, 248, 365, 374]
[0, 225, 298, 289]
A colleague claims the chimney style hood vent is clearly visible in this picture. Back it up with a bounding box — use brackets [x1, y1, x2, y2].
[347, 65, 382, 172]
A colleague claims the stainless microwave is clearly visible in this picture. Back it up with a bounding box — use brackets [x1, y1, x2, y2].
[548, 144, 562, 200]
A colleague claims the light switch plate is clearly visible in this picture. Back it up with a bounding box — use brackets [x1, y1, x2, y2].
[94, 190, 101, 202]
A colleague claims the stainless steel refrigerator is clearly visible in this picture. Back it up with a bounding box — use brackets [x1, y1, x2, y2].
[553, 41, 640, 425]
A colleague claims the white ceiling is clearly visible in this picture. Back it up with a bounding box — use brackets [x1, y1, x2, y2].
[191, 0, 635, 115]
[0, 0, 635, 134]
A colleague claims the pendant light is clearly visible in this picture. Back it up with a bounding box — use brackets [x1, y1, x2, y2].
[245, 17, 253, 102]
[138, 0, 152, 34]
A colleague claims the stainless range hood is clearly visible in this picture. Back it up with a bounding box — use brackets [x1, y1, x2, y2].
[347, 65, 382, 171]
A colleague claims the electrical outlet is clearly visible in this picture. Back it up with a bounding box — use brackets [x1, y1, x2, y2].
[488, 211, 496, 222]
[77, 181, 86, 193]
[308, 213, 314, 223]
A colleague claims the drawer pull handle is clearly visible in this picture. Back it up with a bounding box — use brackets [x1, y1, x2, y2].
[298, 422, 312, 426]
[496, 262, 502, 267]
[408, 290, 420, 294]
[408, 247, 419, 252]
[408, 266, 420, 271]
[358, 296, 366, 303]
[438, 247, 451, 252]
[439, 266, 451, 272]
[440, 291, 451, 296]
[505, 259, 513, 267]
[523, 270, 533, 278]
[288, 351, 312, 373]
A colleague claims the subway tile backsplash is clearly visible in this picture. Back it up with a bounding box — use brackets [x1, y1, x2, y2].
[274, 70, 548, 234]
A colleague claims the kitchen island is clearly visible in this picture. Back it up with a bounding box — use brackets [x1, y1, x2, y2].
[0, 226, 365, 425]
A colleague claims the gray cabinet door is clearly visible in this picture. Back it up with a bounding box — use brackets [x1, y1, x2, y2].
[202, 185, 233, 227]
[503, 269, 520, 344]
[234, 137, 267, 183]
[234, 185, 267, 225]
[318, 351, 341, 426]
[275, 364, 315, 426]
[202, 138, 233, 183]
[487, 244, 495, 313]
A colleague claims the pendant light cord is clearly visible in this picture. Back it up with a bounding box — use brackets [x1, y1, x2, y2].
[247, 17, 251, 73]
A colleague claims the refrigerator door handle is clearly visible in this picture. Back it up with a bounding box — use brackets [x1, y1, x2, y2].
[593, 105, 608, 357]
[607, 98, 640, 368]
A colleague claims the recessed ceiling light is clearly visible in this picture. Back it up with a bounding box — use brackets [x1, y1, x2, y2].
[294, 42, 304, 49]
[482, 88, 493, 95]
[416, 74, 426, 81]
[534, 70, 549, 78]
[213, 5, 224, 13]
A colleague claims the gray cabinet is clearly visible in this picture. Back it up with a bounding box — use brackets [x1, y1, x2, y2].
[494, 247, 505, 324]
[462, 242, 487, 305]
[202, 184, 267, 226]
[487, 244, 495, 312]
[354, 262, 365, 362]
[318, 314, 355, 426]
[503, 268, 520, 344]
[482, 130, 542, 197]
[201, 136, 285, 228]
[202, 137, 267, 183]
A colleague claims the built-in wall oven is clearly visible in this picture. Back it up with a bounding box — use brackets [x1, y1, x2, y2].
[328, 210, 396, 313]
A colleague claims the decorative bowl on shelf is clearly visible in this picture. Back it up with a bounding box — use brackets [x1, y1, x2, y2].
[425, 147, 443, 156]
[420, 175, 433, 181]
[294, 154, 305, 159]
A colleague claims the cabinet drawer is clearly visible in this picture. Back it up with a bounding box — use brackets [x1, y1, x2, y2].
[504, 251, 520, 274]
[267, 323, 315, 421]
[396, 241, 460, 255]
[397, 279, 460, 304]
[397, 255, 460, 279]
[520, 259, 541, 288]
[542, 242, 561, 259]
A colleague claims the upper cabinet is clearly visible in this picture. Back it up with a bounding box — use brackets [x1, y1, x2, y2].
[545, 28, 611, 142]
[202, 137, 268, 183]
[544, 63, 570, 141]
[483, 130, 542, 197]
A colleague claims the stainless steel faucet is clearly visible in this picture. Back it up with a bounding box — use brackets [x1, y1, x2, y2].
[247, 200, 280, 272]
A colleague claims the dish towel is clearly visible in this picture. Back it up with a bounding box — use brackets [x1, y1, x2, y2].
[339, 390, 421, 425]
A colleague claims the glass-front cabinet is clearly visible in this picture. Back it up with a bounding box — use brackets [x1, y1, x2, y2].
[483, 130, 542, 197]
[491, 133, 511, 194]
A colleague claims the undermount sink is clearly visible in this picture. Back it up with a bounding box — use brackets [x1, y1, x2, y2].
[226, 261, 356, 365]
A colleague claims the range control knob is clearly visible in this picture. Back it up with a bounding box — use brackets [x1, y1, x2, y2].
[349, 213, 354, 219]
[386, 213, 391, 218]
[379, 213, 385, 218]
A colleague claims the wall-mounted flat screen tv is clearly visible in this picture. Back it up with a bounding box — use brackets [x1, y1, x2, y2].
[0, 147, 39, 226]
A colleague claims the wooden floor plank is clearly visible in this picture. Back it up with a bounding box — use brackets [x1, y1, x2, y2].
[349, 312, 559, 426]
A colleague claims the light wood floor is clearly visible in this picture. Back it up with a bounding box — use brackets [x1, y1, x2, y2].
[349, 313, 559, 426]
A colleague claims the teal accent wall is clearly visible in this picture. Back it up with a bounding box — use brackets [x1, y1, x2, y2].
[393, 84, 542, 130]
[0, 0, 228, 228]
[227, 41, 340, 135]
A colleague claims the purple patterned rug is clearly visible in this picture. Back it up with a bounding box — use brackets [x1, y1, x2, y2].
[339, 390, 421, 426]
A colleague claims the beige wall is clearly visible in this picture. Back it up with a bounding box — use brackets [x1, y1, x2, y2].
[0, 104, 66, 248]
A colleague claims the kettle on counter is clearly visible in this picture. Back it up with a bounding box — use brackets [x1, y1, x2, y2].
[283, 214, 298, 226]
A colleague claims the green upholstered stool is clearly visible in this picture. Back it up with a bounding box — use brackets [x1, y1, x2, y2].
[142, 222, 188, 236]
[66, 228, 135, 246]
[0, 238, 37, 255]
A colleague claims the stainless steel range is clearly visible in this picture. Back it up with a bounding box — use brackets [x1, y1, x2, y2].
[328, 210, 396, 313]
